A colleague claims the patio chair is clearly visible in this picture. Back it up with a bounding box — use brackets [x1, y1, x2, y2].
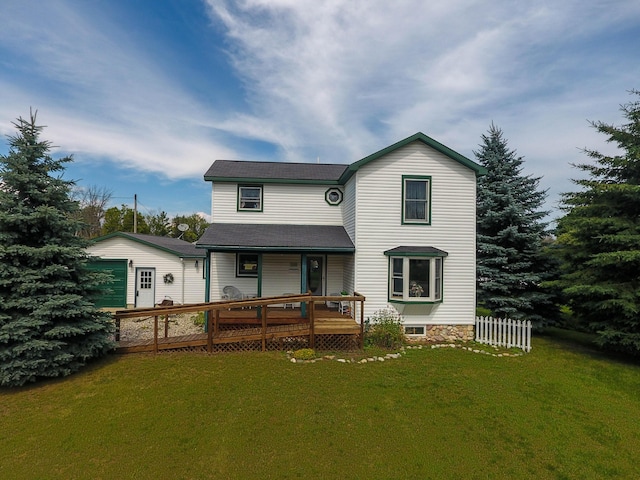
[222, 285, 244, 301]
[282, 293, 296, 309]
[327, 293, 341, 310]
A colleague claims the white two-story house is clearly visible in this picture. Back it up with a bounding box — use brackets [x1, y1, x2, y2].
[196, 132, 486, 340]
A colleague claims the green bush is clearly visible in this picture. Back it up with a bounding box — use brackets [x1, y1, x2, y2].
[191, 312, 205, 327]
[364, 308, 405, 349]
[292, 348, 316, 360]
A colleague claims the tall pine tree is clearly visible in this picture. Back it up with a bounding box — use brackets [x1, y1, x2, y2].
[476, 124, 554, 323]
[555, 90, 640, 355]
[0, 112, 114, 387]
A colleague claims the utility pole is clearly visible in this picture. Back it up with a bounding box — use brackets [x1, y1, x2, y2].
[133, 194, 138, 233]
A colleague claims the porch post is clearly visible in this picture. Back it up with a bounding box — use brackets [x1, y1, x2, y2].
[300, 253, 307, 317]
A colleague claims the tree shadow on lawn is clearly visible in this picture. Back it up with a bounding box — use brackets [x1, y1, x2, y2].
[0, 352, 122, 392]
[538, 327, 640, 367]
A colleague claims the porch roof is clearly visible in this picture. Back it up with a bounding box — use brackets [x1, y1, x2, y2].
[196, 223, 355, 253]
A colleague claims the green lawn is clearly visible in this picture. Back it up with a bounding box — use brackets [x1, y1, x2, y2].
[2, 336, 640, 479]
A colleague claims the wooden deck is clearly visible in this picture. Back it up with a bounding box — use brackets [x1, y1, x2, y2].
[114, 293, 365, 354]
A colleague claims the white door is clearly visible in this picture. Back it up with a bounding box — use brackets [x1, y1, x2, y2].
[136, 268, 155, 307]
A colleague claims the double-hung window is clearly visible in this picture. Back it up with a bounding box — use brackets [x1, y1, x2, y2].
[402, 176, 431, 224]
[384, 247, 446, 303]
[238, 185, 263, 211]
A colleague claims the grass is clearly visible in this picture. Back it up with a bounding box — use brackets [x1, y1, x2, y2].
[2, 337, 640, 479]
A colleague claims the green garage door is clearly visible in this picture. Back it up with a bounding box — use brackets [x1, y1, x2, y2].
[88, 259, 127, 308]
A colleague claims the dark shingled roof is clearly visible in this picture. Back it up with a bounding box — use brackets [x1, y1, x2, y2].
[204, 160, 348, 183]
[92, 232, 205, 258]
[383, 246, 449, 256]
[197, 223, 355, 252]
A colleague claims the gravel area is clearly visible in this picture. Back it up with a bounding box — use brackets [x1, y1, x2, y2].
[117, 313, 205, 342]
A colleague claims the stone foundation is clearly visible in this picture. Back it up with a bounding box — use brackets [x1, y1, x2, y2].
[407, 324, 474, 343]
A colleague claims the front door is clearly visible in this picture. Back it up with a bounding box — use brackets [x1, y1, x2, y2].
[307, 256, 324, 296]
[136, 268, 155, 307]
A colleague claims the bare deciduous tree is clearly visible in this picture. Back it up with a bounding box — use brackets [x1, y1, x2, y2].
[71, 185, 112, 238]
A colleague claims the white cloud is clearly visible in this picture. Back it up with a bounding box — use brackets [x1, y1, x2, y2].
[2, 0, 639, 221]
[204, 0, 640, 218]
[0, 0, 236, 178]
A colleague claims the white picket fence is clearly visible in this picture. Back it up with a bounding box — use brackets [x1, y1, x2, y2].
[475, 316, 532, 352]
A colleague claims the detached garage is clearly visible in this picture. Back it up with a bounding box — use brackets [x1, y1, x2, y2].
[88, 232, 206, 308]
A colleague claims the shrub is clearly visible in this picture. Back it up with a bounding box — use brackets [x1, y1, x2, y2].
[365, 308, 405, 349]
[292, 348, 316, 360]
[191, 312, 205, 327]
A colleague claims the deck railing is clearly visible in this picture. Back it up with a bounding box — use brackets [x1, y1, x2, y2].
[113, 292, 366, 353]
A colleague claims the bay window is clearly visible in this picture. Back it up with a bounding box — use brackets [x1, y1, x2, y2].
[384, 247, 447, 303]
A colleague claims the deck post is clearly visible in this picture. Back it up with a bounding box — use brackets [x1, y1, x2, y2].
[261, 303, 268, 351]
[360, 298, 365, 349]
[214, 309, 219, 336]
[207, 310, 213, 353]
[164, 314, 169, 338]
[309, 299, 315, 349]
[153, 315, 159, 354]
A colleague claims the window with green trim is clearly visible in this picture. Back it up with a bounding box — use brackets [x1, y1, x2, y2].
[238, 185, 262, 211]
[402, 176, 431, 224]
[237, 253, 258, 277]
[388, 256, 443, 302]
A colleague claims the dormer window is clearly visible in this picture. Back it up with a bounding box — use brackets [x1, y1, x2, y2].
[238, 185, 263, 211]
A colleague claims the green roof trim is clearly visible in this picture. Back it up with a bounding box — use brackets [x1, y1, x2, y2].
[90, 232, 205, 258]
[339, 132, 487, 183]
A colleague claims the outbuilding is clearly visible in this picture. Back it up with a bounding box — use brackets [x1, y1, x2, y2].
[88, 232, 206, 308]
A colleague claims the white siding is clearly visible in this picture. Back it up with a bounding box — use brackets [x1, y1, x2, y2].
[87, 238, 205, 306]
[342, 178, 356, 242]
[261, 254, 302, 297]
[209, 253, 348, 305]
[353, 141, 477, 325]
[326, 255, 345, 296]
[209, 252, 259, 300]
[212, 183, 344, 225]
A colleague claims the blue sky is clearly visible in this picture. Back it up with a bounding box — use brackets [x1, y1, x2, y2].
[1, 0, 639, 222]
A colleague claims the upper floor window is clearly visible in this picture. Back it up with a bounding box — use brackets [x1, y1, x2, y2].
[402, 176, 431, 224]
[238, 185, 263, 212]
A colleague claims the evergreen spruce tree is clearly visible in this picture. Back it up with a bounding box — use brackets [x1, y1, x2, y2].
[475, 124, 555, 323]
[0, 112, 114, 387]
[555, 90, 640, 355]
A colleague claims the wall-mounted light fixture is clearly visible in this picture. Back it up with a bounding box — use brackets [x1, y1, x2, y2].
[195, 260, 199, 269]
[128, 259, 133, 269]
